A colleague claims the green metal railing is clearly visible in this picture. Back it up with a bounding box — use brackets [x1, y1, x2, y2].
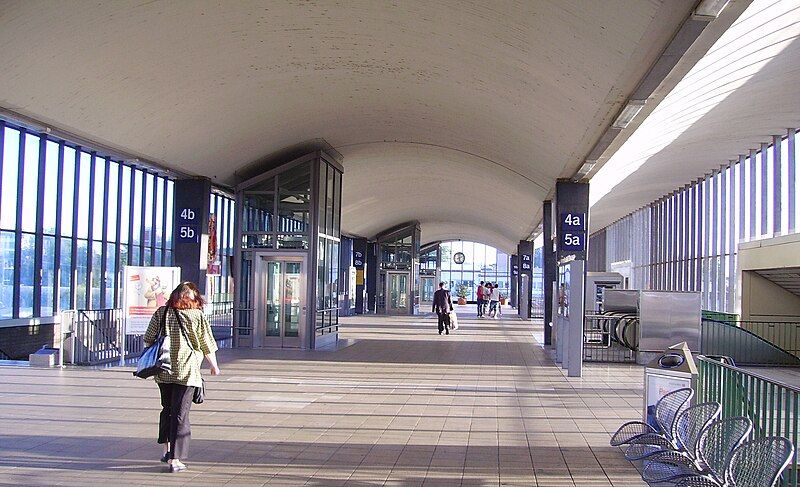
[697, 356, 799, 486]
[736, 320, 800, 358]
[701, 319, 800, 366]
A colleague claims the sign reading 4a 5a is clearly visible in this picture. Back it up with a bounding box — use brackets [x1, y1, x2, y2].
[560, 212, 585, 231]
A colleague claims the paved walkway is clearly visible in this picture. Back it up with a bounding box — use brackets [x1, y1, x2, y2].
[0, 311, 646, 486]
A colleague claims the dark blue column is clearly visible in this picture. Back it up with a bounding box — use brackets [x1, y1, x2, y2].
[173, 178, 212, 294]
[543, 200, 556, 345]
[352, 237, 367, 314]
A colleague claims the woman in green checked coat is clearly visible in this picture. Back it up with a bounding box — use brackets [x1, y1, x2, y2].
[144, 282, 221, 473]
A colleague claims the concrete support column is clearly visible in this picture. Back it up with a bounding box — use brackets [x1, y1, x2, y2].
[366, 241, 378, 313]
[510, 254, 518, 308]
[554, 180, 590, 377]
[173, 178, 213, 295]
[543, 200, 556, 345]
[518, 240, 533, 319]
[353, 238, 367, 314]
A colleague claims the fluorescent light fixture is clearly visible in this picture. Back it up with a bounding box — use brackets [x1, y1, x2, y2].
[612, 101, 646, 129]
[694, 0, 731, 19]
[573, 160, 597, 180]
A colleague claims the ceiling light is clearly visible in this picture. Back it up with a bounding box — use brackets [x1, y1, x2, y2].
[573, 160, 597, 181]
[693, 0, 731, 20]
[612, 101, 646, 129]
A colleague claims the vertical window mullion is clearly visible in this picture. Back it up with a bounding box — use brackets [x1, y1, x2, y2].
[139, 169, 147, 265]
[160, 177, 168, 266]
[719, 168, 727, 311]
[738, 155, 746, 241]
[99, 158, 110, 309]
[128, 168, 137, 266]
[750, 148, 757, 239]
[792, 129, 797, 233]
[774, 135, 783, 235]
[728, 165, 736, 313]
[32, 135, 47, 317]
[114, 163, 123, 308]
[85, 153, 96, 309]
[53, 142, 64, 314]
[761, 143, 769, 236]
[12, 130, 26, 318]
[149, 173, 157, 263]
[703, 176, 711, 308]
[69, 148, 81, 309]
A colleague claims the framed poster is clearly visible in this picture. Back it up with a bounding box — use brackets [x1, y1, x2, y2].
[123, 266, 181, 335]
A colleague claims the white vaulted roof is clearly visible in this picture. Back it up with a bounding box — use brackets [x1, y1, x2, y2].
[0, 0, 698, 252]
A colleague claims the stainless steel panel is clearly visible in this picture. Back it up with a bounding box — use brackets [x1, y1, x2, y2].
[603, 289, 639, 313]
[639, 291, 700, 352]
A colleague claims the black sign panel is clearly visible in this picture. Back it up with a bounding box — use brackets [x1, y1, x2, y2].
[353, 249, 365, 268]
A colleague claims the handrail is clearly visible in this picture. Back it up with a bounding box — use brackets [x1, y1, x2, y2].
[696, 355, 799, 486]
[701, 318, 800, 366]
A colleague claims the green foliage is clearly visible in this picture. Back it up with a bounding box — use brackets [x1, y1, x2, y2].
[456, 284, 469, 299]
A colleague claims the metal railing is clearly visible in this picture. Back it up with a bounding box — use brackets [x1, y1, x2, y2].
[583, 314, 636, 363]
[72, 308, 134, 365]
[735, 320, 800, 358]
[208, 300, 233, 339]
[701, 319, 800, 366]
[696, 356, 799, 486]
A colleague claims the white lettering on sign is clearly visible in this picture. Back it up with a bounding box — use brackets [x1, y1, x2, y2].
[564, 213, 582, 226]
[180, 226, 196, 239]
[180, 208, 196, 221]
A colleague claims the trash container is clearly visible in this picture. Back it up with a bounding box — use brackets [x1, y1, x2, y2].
[29, 346, 59, 367]
[643, 341, 698, 428]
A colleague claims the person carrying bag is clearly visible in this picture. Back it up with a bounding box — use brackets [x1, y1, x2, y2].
[142, 282, 221, 473]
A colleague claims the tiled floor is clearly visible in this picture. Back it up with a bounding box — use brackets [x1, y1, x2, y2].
[0, 309, 646, 486]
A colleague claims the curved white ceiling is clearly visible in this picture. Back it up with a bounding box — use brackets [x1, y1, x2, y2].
[590, 0, 800, 232]
[0, 0, 694, 246]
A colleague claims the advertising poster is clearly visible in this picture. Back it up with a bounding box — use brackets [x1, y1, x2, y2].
[645, 374, 692, 428]
[207, 213, 221, 276]
[124, 266, 181, 334]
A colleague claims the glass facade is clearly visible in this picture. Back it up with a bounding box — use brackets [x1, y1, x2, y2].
[439, 241, 511, 302]
[0, 118, 175, 319]
[316, 161, 342, 336]
[592, 128, 799, 313]
[208, 192, 236, 299]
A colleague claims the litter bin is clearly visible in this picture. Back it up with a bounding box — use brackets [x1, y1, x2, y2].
[643, 342, 698, 428]
[29, 346, 59, 367]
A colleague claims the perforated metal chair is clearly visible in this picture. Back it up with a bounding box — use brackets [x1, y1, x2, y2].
[674, 436, 794, 487]
[638, 401, 720, 475]
[640, 408, 742, 484]
[610, 388, 693, 448]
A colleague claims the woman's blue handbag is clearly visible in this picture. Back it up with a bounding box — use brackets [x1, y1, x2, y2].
[133, 308, 172, 378]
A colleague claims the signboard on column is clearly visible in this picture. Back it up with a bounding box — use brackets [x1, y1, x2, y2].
[510, 254, 519, 308]
[173, 178, 213, 295]
[518, 240, 533, 319]
[352, 238, 367, 314]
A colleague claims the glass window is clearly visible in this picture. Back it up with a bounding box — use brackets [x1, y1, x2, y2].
[277, 234, 309, 250]
[144, 247, 152, 266]
[131, 170, 143, 245]
[59, 239, 72, 311]
[91, 157, 106, 241]
[76, 152, 91, 239]
[332, 171, 341, 237]
[155, 177, 165, 249]
[105, 242, 116, 307]
[143, 172, 154, 247]
[130, 245, 140, 266]
[43, 141, 59, 235]
[0, 231, 15, 318]
[325, 166, 334, 236]
[19, 233, 35, 317]
[119, 165, 131, 244]
[21, 134, 40, 233]
[277, 191, 309, 233]
[61, 146, 76, 237]
[317, 163, 327, 233]
[243, 194, 274, 233]
[166, 180, 174, 249]
[0, 127, 20, 230]
[42, 235, 55, 312]
[91, 241, 102, 308]
[106, 161, 119, 242]
[75, 239, 88, 308]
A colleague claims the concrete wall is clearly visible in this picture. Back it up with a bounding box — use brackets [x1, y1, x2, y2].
[739, 234, 800, 321]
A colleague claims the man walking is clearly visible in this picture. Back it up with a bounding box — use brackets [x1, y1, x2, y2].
[432, 282, 453, 335]
[476, 281, 485, 317]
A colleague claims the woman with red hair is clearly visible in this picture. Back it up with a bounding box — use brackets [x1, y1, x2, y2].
[144, 281, 221, 473]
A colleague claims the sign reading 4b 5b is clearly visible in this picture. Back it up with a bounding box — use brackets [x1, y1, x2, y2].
[176, 208, 200, 243]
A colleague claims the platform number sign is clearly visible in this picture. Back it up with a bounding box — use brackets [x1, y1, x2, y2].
[353, 250, 364, 268]
[520, 254, 532, 273]
[560, 212, 586, 252]
[177, 207, 200, 243]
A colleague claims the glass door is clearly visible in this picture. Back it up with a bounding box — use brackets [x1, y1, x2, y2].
[256, 255, 305, 348]
[420, 276, 435, 308]
[386, 271, 410, 314]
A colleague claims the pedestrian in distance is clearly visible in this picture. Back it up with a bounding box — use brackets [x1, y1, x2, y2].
[476, 281, 485, 317]
[483, 282, 493, 316]
[143, 282, 221, 473]
[432, 281, 454, 335]
[489, 283, 500, 318]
